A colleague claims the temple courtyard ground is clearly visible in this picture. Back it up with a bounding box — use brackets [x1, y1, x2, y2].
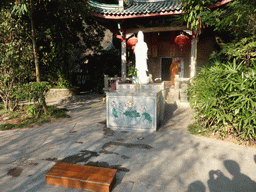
[1, 94, 256, 191]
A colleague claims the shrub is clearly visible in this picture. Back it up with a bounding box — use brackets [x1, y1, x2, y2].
[18, 82, 51, 117]
[189, 59, 256, 141]
[19, 82, 51, 102]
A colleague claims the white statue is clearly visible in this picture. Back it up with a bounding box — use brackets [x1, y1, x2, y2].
[134, 31, 150, 85]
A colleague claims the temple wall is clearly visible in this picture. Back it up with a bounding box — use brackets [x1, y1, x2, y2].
[197, 36, 217, 69]
[144, 31, 217, 80]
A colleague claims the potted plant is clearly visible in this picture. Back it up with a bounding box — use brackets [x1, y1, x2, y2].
[128, 66, 138, 84]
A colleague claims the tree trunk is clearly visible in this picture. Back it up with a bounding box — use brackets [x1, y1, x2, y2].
[1, 96, 8, 112]
[30, 0, 40, 83]
[30, 0, 47, 115]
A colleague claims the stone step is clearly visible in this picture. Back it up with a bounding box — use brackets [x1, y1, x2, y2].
[167, 88, 179, 94]
[45, 162, 117, 192]
[166, 88, 189, 104]
[166, 89, 179, 100]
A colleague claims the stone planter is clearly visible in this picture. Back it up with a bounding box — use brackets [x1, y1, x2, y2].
[45, 88, 79, 99]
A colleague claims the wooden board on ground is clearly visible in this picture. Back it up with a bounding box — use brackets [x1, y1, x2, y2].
[45, 162, 117, 192]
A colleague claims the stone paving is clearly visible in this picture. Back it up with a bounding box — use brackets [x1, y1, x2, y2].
[1, 94, 256, 192]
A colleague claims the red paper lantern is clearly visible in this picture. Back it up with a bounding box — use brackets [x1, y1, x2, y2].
[127, 37, 138, 49]
[174, 34, 190, 53]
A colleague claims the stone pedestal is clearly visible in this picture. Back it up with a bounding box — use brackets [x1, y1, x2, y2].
[106, 83, 165, 132]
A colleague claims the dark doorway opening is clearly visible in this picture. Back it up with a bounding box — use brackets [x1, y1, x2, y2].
[161, 58, 172, 81]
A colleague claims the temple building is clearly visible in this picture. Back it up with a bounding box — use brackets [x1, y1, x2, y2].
[89, 0, 233, 85]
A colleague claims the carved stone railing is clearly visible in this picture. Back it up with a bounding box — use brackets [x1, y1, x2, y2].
[104, 75, 119, 91]
[104, 75, 134, 92]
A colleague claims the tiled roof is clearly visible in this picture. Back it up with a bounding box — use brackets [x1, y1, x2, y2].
[90, 0, 233, 19]
[90, 0, 182, 16]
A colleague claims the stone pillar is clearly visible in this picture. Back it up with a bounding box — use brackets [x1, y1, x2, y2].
[104, 74, 109, 91]
[174, 75, 179, 90]
[121, 32, 126, 81]
[190, 37, 198, 78]
[174, 75, 180, 101]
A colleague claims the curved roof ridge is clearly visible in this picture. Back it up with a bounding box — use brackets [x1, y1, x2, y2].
[90, 0, 233, 20]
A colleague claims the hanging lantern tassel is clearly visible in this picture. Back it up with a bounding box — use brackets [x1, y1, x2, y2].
[132, 46, 135, 54]
[174, 34, 190, 54]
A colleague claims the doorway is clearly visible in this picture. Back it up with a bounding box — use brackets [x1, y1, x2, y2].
[161, 57, 172, 81]
[161, 57, 184, 81]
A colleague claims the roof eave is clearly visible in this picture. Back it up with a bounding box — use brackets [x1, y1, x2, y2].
[91, 0, 234, 20]
[92, 10, 183, 20]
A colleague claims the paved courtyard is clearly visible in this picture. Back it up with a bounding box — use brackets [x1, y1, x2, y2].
[1, 94, 256, 191]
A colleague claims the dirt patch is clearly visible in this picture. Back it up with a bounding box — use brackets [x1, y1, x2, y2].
[15, 160, 39, 167]
[61, 150, 99, 164]
[121, 131, 128, 133]
[45, 157, 59, 162]
[75, 141, 83, 144]
[99, 150, 119, 155]
[86, 161, 130, 172]
[7, 167, 23, 177]
[0, 113, 23, 126]
[45, 140, 151, 173]
[101, 141, 153, 151]
[103, 127, 115, 136]
[121, 155, 130, 159]
[68, 130, 77, 133]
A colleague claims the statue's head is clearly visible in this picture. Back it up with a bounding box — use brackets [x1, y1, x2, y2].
[138, 31, 144, 42]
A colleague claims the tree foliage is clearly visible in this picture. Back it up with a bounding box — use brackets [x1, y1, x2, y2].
[0, 0, 106, 112]
[207, 0, 256, 37]
[208, 0, 256, 66]
[182, 0, 256, 64]
[181, 0, 213, 35]
[187, 0, 256, 140]
[10, 0, 105, 85]
[87, 48, 121, 93]
[0, 9, 33, 111]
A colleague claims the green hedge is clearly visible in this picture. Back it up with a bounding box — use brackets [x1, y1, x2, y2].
[189, 59, 256, 140]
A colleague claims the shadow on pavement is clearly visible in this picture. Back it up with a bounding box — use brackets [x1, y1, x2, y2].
[158, 102, 178, 130]
[50, 94, 105, 113]
[188, 159, 256, 192]
[187, 180, 206, 192]
[158, 102, 193, 131]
